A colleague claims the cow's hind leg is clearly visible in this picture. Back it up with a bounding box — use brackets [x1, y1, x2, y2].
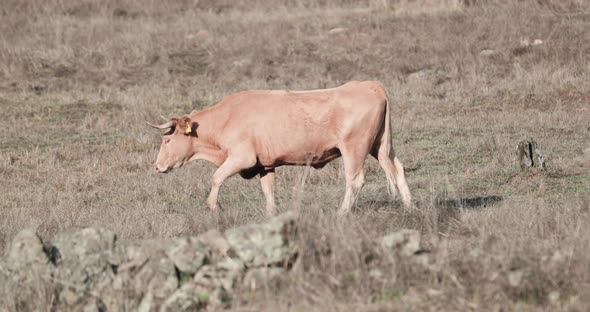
[338, 145, 368, 216]
[371, 143, 412, 207]
[259, 169, 276, 216]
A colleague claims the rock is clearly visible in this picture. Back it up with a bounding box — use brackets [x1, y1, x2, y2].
[197, 229, 232, 261]
[6, 229, 49, 268]
[507, 270, 523, 287]
[51, 228, 117, 308]
[51, 227, 116, 263]
[533, 39, 543, 46]
[225, 211, 298, 267]
[328, 27, 347, 35]
[549, 250, 567, 265]
[192, 258, 246, 308]
[160, 282, 203, 312]
[369, 269, 383, 280]
[479, 49, 496, 58]
[541, 250, 570, 272]
[165, 237, 210, 275]
[195, 257, 245, 293]
[138, 290, 155, 312]
[413, 252, 432, 269]
[548, 291, 560, 305]
[520, 38, 530, 47]
[426, 288, 443, 297]
[82, 299, 107, 312]
[381, 229, 421, 256]
[114, 240, 179, 310]
[160, 280, 222, 312]
[215, 257, 247, 288]
[242, 267, 285, 290]
[2, 229, 54, 312]
[517, 138, 545, 170]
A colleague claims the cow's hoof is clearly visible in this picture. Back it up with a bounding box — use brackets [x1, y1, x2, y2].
[336, 209, 351, 218]
[265, 207, 277, 217]
[207, 203, 222, 212]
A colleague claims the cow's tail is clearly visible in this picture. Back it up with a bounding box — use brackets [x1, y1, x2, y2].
[376, 84, 412, 207]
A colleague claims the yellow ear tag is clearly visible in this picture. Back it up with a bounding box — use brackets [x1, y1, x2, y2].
[184, 123, 192, 134]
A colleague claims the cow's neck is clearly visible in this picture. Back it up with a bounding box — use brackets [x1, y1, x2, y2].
[189, 140, 226, 167]
[187, 108, 227, 168]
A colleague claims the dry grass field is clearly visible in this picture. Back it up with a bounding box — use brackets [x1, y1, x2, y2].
[1, 0, 590, 310]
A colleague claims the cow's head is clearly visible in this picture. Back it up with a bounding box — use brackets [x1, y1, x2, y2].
[148, 116, 197, 173]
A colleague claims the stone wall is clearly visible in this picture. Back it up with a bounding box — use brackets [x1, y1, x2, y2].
[0, 213, 298, 311]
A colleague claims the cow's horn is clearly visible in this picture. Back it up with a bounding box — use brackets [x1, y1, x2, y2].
[146, 120, 176, 129]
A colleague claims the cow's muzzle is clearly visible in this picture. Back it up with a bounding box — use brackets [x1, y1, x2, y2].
[155, 166, 170, 174]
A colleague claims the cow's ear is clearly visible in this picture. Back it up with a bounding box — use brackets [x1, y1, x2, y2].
[181, 117, 198, 136]
[190, 121, 199, 137]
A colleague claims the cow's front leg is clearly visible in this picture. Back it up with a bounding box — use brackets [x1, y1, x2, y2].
[259, 169, 276, 216]
[207, 155, 256, 211]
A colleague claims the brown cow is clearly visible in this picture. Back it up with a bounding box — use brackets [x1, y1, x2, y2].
[148, 81, 411, 215]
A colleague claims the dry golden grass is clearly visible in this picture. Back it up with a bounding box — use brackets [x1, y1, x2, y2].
[1, 0, 590, 310]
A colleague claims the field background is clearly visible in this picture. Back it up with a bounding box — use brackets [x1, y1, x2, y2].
[1, 0, 589, 310]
